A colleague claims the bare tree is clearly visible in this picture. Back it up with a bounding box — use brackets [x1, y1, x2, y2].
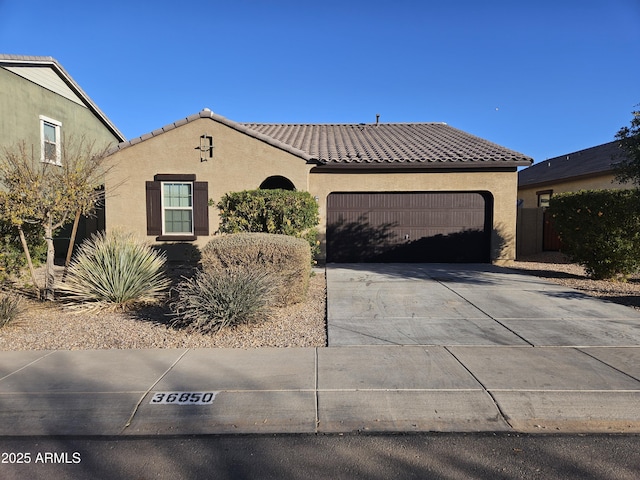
[0, 136, 114, 300]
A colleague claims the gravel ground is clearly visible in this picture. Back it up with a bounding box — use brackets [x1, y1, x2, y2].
[0, 270, 327, 351]
[510, 251, 640, 311]
[2, 253, 640, 351]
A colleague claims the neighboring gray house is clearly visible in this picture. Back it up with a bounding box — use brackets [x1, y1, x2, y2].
[0, 54, 124, 155]
[0, 54, 125, 255]
[517, 141, 630, 255]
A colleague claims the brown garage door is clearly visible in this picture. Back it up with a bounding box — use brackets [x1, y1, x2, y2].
[326, 192, 491, 263]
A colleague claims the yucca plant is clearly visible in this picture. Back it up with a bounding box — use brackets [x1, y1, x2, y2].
[0, 292, 23, 327]
[170, 268, 275, 334]
[57, 230, 170, 311]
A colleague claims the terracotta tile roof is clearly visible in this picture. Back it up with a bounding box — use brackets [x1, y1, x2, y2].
[112, 109, 532, 168]
[518, 141, 627, 187]
[243, 122, 532, 167]
[0, 54, 126, 142]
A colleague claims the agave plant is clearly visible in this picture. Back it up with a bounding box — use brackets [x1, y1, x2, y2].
[58, 230, 170, 311]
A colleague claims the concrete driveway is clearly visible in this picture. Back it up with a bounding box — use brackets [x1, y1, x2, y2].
[326, 263, 640, 347]
[1, 263, 639, 435]
[323, 263, 640, 432]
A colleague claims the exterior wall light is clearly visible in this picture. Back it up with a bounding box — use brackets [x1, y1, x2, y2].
[198, 134, 214, 161]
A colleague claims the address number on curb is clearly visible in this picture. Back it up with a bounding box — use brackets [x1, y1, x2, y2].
[149, 392, 218, 405]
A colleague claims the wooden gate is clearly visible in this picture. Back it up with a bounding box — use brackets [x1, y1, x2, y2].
[543, 209, 562, 251]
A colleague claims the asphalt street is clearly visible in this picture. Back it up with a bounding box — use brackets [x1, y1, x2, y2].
[0, 433, 639, 480]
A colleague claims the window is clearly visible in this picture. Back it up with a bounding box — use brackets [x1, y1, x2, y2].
[537, 190, 552, 208]
[145, 174, 209, 240]
[40, 115, 62, 164]
[259, 175, 296, 190]
[162, 182, 193, 234]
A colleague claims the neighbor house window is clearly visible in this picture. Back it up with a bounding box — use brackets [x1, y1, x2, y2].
[39, 115, 62, 164]
[537, 190, 552, 208]
[162, 182, 193, 235]
[145, 174, 209, 240]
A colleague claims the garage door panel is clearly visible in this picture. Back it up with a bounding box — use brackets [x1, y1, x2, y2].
[327, 192, 490, 263]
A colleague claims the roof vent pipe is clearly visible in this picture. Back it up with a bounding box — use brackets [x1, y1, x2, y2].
[376, 113, 380, 125]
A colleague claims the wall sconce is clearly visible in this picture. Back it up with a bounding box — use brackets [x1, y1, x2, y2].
[197, 134, 214, 161]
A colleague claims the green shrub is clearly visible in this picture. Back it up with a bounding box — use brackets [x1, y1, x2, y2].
[215, 189, 320, 258]
[57, 230, 170, 310]
[201, 233, 311, 305]
[0, 293, 23, 328]
[548, 189, 640, 280]
[0, 220, 46, 283]
[169, 268, 274, 333]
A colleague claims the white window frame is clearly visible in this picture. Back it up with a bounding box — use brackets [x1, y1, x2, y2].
[39, 115, 62, 165]
[161, 181, 194, 235]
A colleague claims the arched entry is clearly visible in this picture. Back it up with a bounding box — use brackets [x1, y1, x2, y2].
[259, 176, 295, 190]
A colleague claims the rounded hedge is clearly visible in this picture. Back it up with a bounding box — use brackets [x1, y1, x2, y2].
[215, 189, 320, 258]
[201, 232, 311, 305]
[548, 189, 640, 280]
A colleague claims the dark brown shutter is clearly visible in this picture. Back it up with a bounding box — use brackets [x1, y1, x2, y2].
[193, 181, 209, 236]
[145, 181, 162, 236]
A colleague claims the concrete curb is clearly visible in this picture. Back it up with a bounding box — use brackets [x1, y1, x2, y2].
[1, 346, 639, 436]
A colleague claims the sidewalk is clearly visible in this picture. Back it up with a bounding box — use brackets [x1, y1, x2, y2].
[0, 345, 639, 436]
[1, 263, 640, 436]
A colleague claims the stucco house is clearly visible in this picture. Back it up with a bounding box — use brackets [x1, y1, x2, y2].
[0, 54, 125, 254]
[0, 54, 124, 157]
[105, 109, 532, 264]
[518, 141, 629, 208]
[516, 141, 630, 254]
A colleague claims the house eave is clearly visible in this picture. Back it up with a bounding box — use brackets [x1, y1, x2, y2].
[311, 164, 521, 174]
[518, 170, 617, 190]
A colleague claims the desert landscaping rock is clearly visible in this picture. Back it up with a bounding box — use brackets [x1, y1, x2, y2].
[2, 252, 640, 351]
[510, 252, 640, 311]
[0, 272, 326, 351]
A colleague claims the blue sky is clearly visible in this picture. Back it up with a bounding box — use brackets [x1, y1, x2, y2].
[1, 0, 638, 163]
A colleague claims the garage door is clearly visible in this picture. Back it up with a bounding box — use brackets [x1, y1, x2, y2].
[326, 192, 491, 263]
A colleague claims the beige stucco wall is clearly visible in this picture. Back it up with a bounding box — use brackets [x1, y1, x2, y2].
[518, 173, 629, 208]
[104, 117, 313, 249]
[309, 170, 519, 264]
[106, 117, 521, 264]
